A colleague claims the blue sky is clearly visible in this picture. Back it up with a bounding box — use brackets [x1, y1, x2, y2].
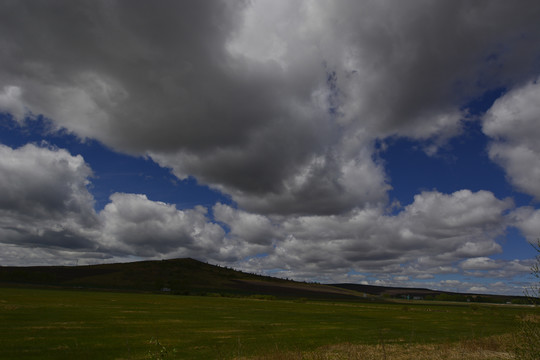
[1, 1, 540, 295]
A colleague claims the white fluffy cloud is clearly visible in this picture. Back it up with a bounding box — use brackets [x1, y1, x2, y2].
[483, 79, 540, 199]
[0, 144, 230, 263]
[0, 143, 98, 249]
[213, 203, 276, 245]
[98, 193, 225, 258]
[460, 257, 501, 271]
[460, 257, 533, 285]
[511, 207, 540, 242]
[232, 189, 513, 282]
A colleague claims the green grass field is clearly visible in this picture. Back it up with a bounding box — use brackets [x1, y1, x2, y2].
[0, 287, 537, 359]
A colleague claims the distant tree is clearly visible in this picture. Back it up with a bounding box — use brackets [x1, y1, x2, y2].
[514, 239, 540, 360]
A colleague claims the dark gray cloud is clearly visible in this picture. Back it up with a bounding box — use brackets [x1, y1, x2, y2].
[3, 1, 539, 215]
[328, 0, 540, 136]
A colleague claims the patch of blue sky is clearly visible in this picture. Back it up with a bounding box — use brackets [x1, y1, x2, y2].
[381, 120, 534, 211]
[380, 125, 507, 206]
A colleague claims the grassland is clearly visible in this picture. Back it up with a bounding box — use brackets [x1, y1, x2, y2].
[1, 287, 537, 359]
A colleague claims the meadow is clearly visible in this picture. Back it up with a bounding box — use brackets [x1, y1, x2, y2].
[0, 287, 537, 359]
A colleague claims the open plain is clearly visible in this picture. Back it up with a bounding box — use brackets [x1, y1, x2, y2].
[1, 286, 537, 359]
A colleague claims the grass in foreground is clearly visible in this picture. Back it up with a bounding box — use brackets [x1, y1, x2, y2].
[0, 287, 537, 359]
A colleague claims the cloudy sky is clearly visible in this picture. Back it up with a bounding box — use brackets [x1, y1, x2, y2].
[1, 0, 540, 295]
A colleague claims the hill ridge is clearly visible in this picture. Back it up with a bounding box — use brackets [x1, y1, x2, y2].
[0, 258, 529, 303]
[0, 258, 361, 300]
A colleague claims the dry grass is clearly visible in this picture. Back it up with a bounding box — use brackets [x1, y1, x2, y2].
[512, 313, 540, 360]
[236, 335, 516, 360]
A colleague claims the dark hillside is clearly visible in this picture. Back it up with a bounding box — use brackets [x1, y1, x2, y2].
[0, 258, 361, 300]
[0, 259, 529, 303]
[333, 283, 444, 297]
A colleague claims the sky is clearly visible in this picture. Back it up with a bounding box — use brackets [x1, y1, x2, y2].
[1, 1, 540, 295]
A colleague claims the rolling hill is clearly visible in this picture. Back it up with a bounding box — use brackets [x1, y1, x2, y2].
[0, 258, 530, 303]
[0, 258, 362, 300]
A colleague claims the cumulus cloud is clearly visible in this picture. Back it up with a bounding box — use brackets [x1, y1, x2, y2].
[213, 203, 276, 245]
[0, 143, 286, 264]
[234, 190, 514, 282]
[511, 206, 540, 242]
[98, 193, 226, 258]
[1, 1, 539, 215]
[0, 143, 231, 263]
[460, 257, 532, 281]
[0, 141, 532, 291]
[461, 257, 500, 271]
[0, 143, 98, 250]
[483, 78, 540, 199]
